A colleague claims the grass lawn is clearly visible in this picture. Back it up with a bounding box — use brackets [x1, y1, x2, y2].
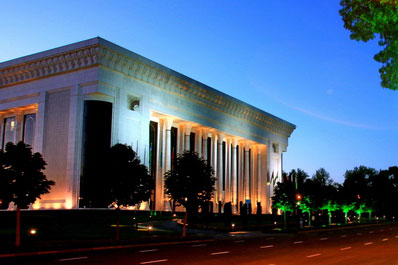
[0, 210, 181, 252]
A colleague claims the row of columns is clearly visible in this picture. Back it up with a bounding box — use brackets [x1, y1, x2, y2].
[154, 118, 272, 214]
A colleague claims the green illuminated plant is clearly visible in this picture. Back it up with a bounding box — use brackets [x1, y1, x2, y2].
[272, 181, 296, 230]
[340, 202, 355, 224]
[321, 201, 339, 226]
[298, 196, 314, 227]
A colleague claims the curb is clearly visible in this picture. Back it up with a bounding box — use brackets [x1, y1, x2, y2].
[0, 238, 216, 259]
[298, 222, 387, 234]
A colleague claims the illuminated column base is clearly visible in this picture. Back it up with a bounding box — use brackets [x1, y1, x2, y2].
[139, 201, 150, 211]
[163, 200, 172, 212]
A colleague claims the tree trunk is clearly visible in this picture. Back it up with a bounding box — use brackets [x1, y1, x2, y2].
[368, 212, 372, 223]
[328, 211, 331, 226]
[345, 212, 348, 224]
[182, 211, 188, 237]
[308, 211, 311, 227]
[116, 207, 120, 241]
[16, 206, 21, 247]
[283, 211, 287, 231]
[359, 212, 361, 224]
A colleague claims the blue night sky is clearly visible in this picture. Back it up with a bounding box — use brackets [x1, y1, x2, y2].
[1, 1, 397, 183]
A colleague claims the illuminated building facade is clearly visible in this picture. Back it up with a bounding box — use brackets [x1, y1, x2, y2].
[0, 38, 295, 213]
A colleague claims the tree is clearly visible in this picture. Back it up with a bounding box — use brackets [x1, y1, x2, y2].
[272, 181, 296, 230]
[104, 144, 153, 240]
[370, 167, 398, 219]
[0, 150, 12, 209]
[340, 0, 398, 90]
[164, 151, 215, 223]
[298, 196, 315, 227]
[321, 201, 340, 226]
[340, 202, 355, 224]
[287, 168, 309, 190]
[0, 142, 54, 247]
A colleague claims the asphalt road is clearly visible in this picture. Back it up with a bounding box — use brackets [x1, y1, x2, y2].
[5, 223, 398, 265]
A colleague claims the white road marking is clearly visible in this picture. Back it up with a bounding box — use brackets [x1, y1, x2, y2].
[140, 259, 168, 264]
[357, 233, 362, 235]
[293, 241, 304, 244]
[192, 244, 207, 247]
[59, 256, 88, 262]
[381, 238, 389, 241]
[364, 242, 373, 245]
[139, 249, 158, 253]
[340, 235, 347, 238]
[306, 253, 321, 258]
[260, 245, 274, 248]
[234, 240, 245, 243]
[210, 251, 230, 255]
[369, 231, 374, 234]
[320, 237, 328, 241]
[340, 247, 352, 251]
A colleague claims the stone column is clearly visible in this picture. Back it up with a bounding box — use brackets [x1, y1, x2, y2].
[211, 133, 218, 211]
[14, 111, 24, 143]
[251, 145, 258, 210]
[34, 91, 46, 153]
[155, 120, 165, 211]
[0, 114, 3, 149]
[244, 142, 250, 200]
[202, 129, 209, 160]
[195, 129, 202, 156]
[237, 142, 244, 208]
[217, 134, 224, 207]
[267, 140, 273, 213]
[66, 85, 83, 208]
[184, 124, 192, 151]
[231, 139, 238, 213]
[163, 118, 173, 211]
[257, 147, 262, 206]
[178, 124, 184, 154]
[225, 138, 231, 203]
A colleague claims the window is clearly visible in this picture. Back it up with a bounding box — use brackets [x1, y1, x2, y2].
[23, 114, 36, 147]
[2, 117, 16, 149]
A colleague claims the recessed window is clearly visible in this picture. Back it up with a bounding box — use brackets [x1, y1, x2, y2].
[2, 117, 16, 149]
[23, 114, 36, 147]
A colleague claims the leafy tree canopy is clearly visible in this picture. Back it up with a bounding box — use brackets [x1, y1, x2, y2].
[340, 0, 398, 90]
[164, 151, 215, 216]
[105, 144, 153, 208]
[272, 181, 296, 213]
[343, 166, 377, 205]
[0, 142, 54, 208]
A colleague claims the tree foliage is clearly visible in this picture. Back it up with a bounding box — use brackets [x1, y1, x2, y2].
[105, 144, 153, 208]
[164, 151, 215, 218]
[340, 0, 398, 90]
[272, 181, 296, 213]
[0, 142, 54, 208]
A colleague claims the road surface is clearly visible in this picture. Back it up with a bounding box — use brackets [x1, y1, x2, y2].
[4, 223, 398, 265]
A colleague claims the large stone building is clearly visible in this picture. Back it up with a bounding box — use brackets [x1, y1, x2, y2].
[0, 38, 295, 213]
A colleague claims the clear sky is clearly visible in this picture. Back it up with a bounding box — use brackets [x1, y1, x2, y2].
[1, 1, 397, 183]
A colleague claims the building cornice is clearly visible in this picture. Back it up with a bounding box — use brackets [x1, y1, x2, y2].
[0, 45, 99, 87]
[0, 39, 295, 138]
